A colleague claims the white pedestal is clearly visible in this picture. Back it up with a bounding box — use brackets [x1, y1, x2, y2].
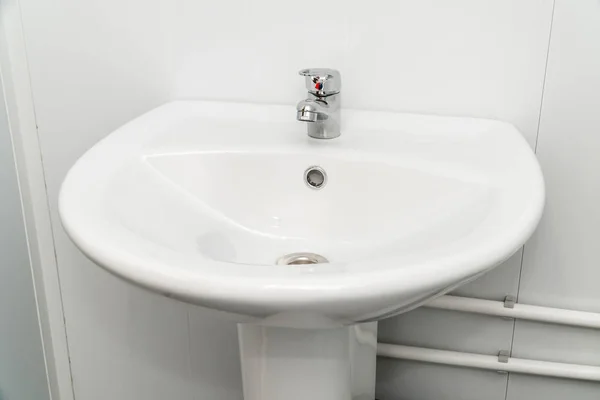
[238, 322, 378, 400]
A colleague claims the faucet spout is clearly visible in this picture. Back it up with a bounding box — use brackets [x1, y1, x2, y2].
[296, 99, 329, 123]
[297, 109, 318, 122]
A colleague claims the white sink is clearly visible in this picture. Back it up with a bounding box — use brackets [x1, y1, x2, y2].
[59, 101, 544, 400]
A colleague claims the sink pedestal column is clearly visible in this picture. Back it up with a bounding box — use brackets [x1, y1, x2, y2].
[238, 322, 378, 400]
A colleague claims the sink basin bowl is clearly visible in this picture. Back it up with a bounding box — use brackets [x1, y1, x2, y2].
[60, 101, 544, 328]
[60, 100, 544, 400]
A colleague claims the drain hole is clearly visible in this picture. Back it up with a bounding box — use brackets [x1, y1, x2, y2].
[304, 166, 327, 189]
[277, 252, 329, 266]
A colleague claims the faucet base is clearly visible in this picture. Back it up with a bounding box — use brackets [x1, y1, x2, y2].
[307, 121, 341, 140]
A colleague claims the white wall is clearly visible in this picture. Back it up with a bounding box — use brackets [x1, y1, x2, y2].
[379, 1, 600, 399]
[0, 66, 50, 400]
[4, 0, 600, 399]
[506, 1, 600, 398]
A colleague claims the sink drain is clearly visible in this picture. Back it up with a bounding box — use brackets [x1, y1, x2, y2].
[276, 252, 329, 265]
[304, 166, 327, 190]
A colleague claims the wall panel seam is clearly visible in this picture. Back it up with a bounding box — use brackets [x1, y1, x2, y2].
[507, 1, 558, 398]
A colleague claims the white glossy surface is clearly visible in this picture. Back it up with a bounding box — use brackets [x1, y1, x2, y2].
[13, 0, 558, 398]
[426, 295, 600, 329]
[510, 1, 600, 398]
[238, 323, 377, 400]
[378, 344, 600, 382]
[59, 101, 544, 327]
[520, 0, 600, 313]
[172, 1, 552, 148]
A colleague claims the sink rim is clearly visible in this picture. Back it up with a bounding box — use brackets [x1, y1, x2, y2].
[58, 100, 545, 322]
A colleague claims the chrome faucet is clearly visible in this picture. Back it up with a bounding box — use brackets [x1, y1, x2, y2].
[296, 68, 341, 139]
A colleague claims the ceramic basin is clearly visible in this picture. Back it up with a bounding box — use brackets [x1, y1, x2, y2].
[60, 101, 544, 328]
[59, 100, 544, 400]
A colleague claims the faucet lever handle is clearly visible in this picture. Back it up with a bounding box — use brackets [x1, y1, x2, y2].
[299, 68, 341, 96]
